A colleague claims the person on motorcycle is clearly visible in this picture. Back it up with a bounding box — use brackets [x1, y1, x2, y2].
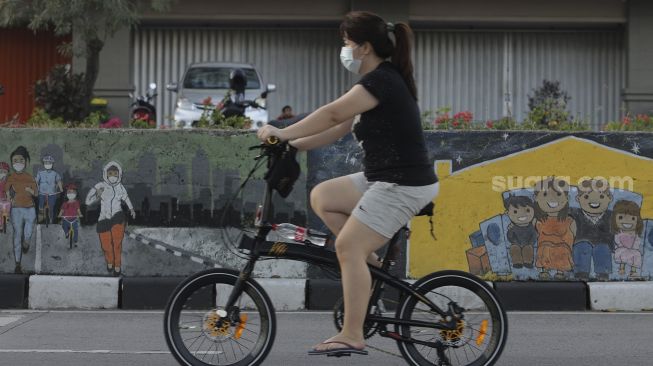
[36, 154, 63, 224]
[220, 69, 248, 119]
[257, 11, 438, 356]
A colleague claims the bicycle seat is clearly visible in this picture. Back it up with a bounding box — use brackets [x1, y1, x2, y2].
[415, 202, 434, 217]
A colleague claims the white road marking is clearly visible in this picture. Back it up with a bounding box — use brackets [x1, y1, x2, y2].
[0, 349, 170, 354]
[0, 316, 23, 327]
[35, 224, 42, 273]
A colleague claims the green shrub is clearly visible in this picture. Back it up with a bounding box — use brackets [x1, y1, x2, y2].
[526, 80, 572, 127]
[34, 65, 89, 123]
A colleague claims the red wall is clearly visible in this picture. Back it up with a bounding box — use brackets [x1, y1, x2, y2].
[0, 28, 71, 122]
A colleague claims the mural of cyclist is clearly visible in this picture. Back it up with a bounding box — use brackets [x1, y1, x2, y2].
[59, 183, 83, 245]
[36, 154, 63, 225]
[85, 161, 135, 276]
[5, 146, 37, 274]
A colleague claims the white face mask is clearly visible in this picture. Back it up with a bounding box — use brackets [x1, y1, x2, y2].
[44, 163, 53, 170]
[340, 46, 362, 74]
[108, 176, 119, 184]
[13, 163, 25, 172]
[67, 193, 77, 200]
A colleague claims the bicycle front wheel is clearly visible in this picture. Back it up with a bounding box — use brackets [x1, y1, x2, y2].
[164, 269, 276, 366]
[396, 270, 508, 366]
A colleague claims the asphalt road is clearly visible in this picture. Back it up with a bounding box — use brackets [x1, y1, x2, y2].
[1, 310, 652, 366]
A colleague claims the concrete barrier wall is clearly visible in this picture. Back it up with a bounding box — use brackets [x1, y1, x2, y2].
[2, 129, 653, 310]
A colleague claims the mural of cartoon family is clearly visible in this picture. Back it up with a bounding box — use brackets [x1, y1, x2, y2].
[2, 145, 134, 276]
[468, 176, 651, 281]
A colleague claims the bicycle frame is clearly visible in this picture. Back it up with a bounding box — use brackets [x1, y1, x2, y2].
[223, 146, 457, 338]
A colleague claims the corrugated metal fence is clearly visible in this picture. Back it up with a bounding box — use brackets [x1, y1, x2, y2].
[134, 27, 625, 129]
[0, 28, 71, 122]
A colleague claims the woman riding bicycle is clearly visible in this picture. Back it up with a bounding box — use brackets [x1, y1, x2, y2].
[257, 11, 439, 356]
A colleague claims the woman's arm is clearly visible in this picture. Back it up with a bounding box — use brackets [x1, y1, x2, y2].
[258, 85, 377, 141]
[289, 118, 354, 151]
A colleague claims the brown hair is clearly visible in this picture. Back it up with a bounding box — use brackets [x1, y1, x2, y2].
[533, 177, 570, 221]
[339, 11, 418, 100]
[611, 200, 643, 235]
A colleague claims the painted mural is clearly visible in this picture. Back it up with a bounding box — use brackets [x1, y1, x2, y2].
[468, 176, 652, 281]
[307, 131, 653, 281]
[0, 130, 308, 278]
[407, 134, 653, 281]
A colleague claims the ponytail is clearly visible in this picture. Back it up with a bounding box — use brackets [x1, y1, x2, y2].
[340, 11, 418, 100]
[391, 23, 417, 101]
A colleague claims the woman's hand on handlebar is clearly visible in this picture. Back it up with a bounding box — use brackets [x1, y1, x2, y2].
[256, 124, 288, 142]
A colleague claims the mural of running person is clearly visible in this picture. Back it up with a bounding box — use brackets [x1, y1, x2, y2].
[0, 162, 10, 233]
[5, 146, 37, 274]
[85, 161, 135, 276]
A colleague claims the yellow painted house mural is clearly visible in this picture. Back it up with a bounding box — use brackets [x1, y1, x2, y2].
[409, 136, 653, 281]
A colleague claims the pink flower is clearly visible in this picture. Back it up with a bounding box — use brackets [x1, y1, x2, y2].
[623, 116, 632, 125]
[452, 121, 459, 127]
[100, 117, 122, 128]
[434, 113, 449, 125]
[486, 120, 494, 128]
[454, 111, 473, 123]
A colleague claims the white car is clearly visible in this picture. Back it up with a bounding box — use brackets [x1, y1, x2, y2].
[166, 62, 276, 129]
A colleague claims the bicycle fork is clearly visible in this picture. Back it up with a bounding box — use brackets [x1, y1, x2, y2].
[223, 254, 259, 321]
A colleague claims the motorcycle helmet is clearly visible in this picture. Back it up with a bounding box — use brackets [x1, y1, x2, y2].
[229, 69, 247, 95]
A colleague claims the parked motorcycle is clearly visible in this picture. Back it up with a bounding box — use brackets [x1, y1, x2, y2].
[129, 83, 158, 127]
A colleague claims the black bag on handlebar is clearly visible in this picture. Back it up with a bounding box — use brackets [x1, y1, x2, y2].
[264, 143, 300, 198]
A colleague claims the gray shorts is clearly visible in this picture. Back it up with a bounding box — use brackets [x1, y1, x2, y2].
[348, 172, 439, 239]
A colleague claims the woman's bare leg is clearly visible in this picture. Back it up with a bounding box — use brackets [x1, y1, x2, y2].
[312, 216, 389, 351]
[310, 176, 382, 266]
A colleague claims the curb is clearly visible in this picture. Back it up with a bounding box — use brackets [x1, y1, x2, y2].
[3, 274, 653, 311]
[494, 281, 588, 311]
[588, 282, 653, 311]
[0, 275, 29, 309]
[29, 275, 120, 309]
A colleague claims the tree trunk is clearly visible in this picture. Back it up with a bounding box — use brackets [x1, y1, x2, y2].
[82, 38, 104, 118]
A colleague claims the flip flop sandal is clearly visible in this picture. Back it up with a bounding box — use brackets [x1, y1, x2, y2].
[308, 341, 368, 357]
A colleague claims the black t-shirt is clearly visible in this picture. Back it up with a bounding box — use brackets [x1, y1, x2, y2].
[352, 62, 437, 186]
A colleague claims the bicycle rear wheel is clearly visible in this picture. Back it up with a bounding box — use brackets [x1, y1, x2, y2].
[164, 269, 276, 366]
[396, 270, 508, 366]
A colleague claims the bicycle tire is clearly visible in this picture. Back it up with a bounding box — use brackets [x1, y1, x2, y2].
[396, 270, 508, 366]
[164, 268, 276, 366]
